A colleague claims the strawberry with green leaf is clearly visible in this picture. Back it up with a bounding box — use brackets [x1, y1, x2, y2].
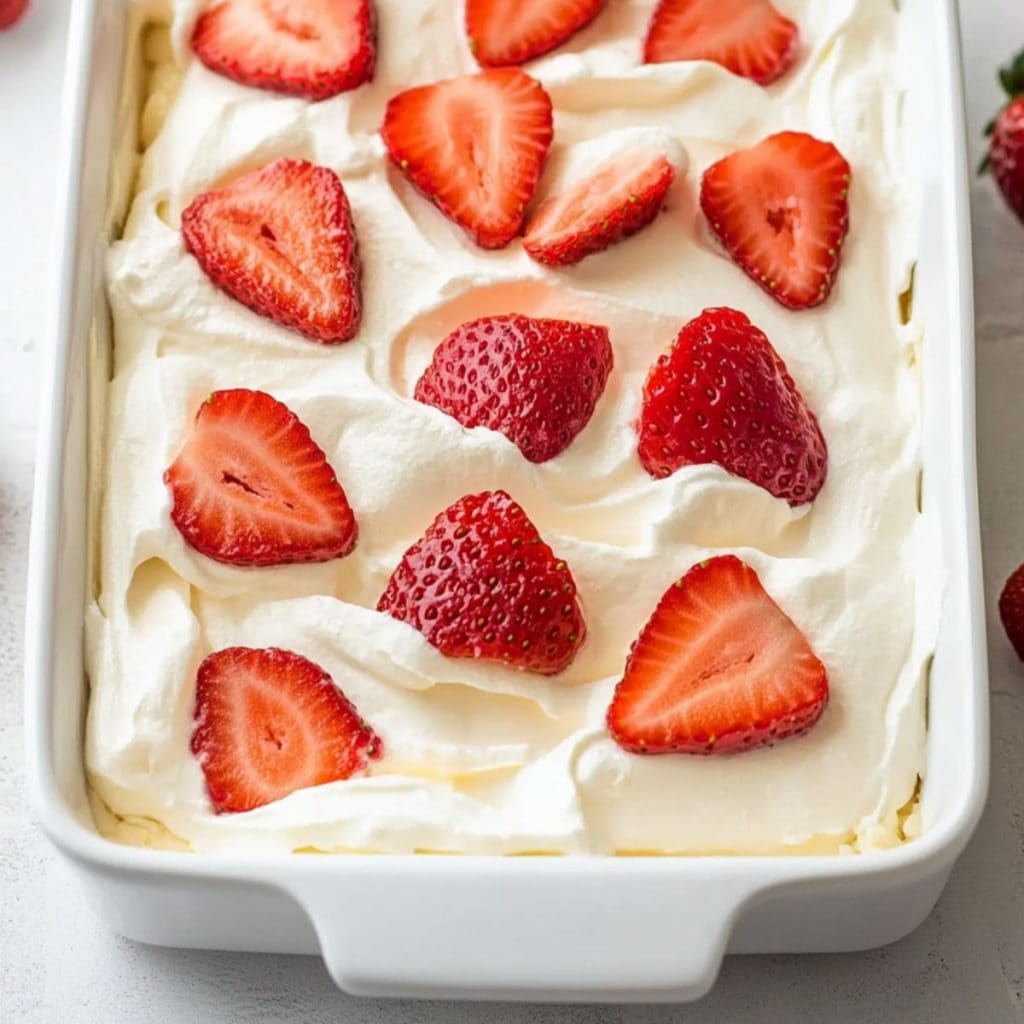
[982, 48, 1024, 223]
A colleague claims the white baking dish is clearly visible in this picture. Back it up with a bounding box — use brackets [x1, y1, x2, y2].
[25, 0, 987, 1003]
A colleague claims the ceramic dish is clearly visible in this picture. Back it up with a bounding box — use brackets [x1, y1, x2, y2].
[25, 0, 987, 1002]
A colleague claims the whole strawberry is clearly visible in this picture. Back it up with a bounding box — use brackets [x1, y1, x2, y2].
[0, 0, 28, 29]
[999, 563, 1024, 659]
[983, 49, 1024, 223]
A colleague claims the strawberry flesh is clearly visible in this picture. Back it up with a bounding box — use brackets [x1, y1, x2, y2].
[192, 0, 376, 100]
[467, 0, 605, 68]
[192, 646, 382, 813]
[524, 152, 676, 266]
[700, 131, 851, 310]
[378, 490, 585, 674]
[644, 0, 798, 86]
[165, 388, 357, 567]
[638, 307, 827, 505]
[182, 158, 362, 344]
[415, 314, 613, 463]
[382, 69, 553, 249]
[607, 555, 828, 755]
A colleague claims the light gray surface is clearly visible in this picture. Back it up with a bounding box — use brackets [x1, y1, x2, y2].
[2, 1, 1023, 1020]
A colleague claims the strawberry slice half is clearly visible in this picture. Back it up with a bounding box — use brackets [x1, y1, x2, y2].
[637, 307, 827, 505]
[466, 0, 606, 68]
[524, 151, 676, 266]
[378, 490, 586, 674]
[700, 131, 851, 310]
[182, 158, 362, 344]
[643, 0, 799, 86]
[607, 555, 828, 755]
[192, 646, 382, 813]
[192, 0, 376, 100]
[382, 69, 554, 249]
[414, 314, 613, 463]
[165, 388, 357, 567]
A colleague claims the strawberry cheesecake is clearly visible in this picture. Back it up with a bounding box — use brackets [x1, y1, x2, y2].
[86, 0, 931, 854]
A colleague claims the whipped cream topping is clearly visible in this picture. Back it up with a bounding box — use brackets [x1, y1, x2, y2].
[87, 0, 931, 854]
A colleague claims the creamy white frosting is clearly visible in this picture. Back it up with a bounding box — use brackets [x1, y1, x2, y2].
[86, 0, 932, 854]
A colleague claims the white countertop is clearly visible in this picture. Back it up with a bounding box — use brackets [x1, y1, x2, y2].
[2, 1, 1023, 1020]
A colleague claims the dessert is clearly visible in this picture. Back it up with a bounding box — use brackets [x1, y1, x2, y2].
[87, 0, 930, 854]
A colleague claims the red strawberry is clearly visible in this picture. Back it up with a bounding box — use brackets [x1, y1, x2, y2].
[382, 69, 553, 249]
[378, 490, 585, 674]
[466, 0, 605, 68]
[999, 564, 1024, 659]
[165, 389, 357, 567]
[700, 131, 851, 310]
[637, 307, 827, 505]
[182, 158, 362, 344]
[192, 646, 382, 813]
[607, 555, 828, 755]
[0, 0, 28, 29]
[523, 152, 675, 266]
[414, 315, 612, 463]
[982, 50, 1024, 224]
[192, 0, 375, 100]
[643, 0, 798, 85]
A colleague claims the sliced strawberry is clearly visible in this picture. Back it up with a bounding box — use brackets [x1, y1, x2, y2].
[165, 389, 357, 567]
[378, 490, 585, 674]
[192, 646, 382, 813]
[466, 0, 605, 68]
[382, 69, 553, 249]
[181, 158, 362, 344]
[643, 0, 798, 85]
[192, 0, 375, 100]
[637, 307, 827, 505]
[524, 152, 675, 266]
[414, 314, 612, 463]
[700, 131, 851, 310]
[607, 555, 828, 755]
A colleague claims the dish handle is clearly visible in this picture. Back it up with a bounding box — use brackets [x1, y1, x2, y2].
[285, 866, 755, 1000]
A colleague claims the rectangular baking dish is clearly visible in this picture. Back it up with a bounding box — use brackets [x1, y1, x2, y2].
[25, 0, 987, 1003]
